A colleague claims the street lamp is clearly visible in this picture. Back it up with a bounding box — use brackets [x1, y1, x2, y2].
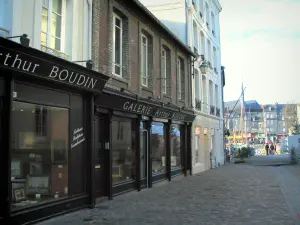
[199, 54, 208, 74]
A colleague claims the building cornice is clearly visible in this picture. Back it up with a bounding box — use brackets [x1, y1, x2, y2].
[211, 0, 222, 13]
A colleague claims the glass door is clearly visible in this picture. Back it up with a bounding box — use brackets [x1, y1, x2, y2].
[140, 129, 149, 187]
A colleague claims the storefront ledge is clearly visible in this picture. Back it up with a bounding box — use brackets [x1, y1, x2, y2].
[152, 179, 169, 188]
[112, 180, 136, 197]
[170, 168, 183, 177]
[152, 172, 168, 184]
[10, 194, 89, 225]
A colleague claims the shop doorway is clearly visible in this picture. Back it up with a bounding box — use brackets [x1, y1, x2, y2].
[94, 115, 108, 197]
[140, 129, 149, 188]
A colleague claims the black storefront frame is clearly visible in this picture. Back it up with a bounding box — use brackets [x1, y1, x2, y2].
[94, 90, 196, 198]
[0, 37, 109, 225]
[1, 77, 92, 225]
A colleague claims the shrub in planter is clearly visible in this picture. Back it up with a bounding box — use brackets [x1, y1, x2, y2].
[239, 147, 251, 158]
[234, 159, 246, 164]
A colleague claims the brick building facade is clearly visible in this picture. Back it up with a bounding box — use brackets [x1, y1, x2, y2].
[92, 0, 195, 107]
[91, 0, 197, 202]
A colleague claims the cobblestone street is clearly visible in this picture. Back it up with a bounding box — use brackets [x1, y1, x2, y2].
[38, 164, 300, 225]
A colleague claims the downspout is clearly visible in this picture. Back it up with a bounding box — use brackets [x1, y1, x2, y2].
[87, 0, 92, 59]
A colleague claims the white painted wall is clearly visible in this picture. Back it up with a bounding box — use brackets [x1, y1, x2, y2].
[0, 0, 92, 65]
[139, 0, 187, 44]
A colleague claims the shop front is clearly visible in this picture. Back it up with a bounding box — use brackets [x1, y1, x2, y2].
[94, 91, 195, 197]
[0, 37, 109, 224]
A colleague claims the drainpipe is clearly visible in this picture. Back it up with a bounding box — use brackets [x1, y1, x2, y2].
[87, 0, 92, 60]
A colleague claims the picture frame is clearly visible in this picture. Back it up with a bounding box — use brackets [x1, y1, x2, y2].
[26, 175, 50, 195]
[11, 158, 22, 178]
[29, 162, 43, 175]
[13, 188, 26, 202]
[51, 140, 67, 164]
[112, 165, 122, 178]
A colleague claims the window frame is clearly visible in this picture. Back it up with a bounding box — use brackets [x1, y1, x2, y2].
[112, 13, 123, 77]
[141, 34, 148, 87]
[41, 0, 65, 52]
[161, 48, 167, 94]
[177, 58, 182, 99]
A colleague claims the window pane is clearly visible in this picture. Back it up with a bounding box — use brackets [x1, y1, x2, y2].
[112, 120, 135, 184]
[114, 65, 121, 75]
[170, 125, 181, 170]
[142, 36, 147, 45]
[161, 55, 166, 93]
[142, 78, 147, 86]
[115, 17, 121, 28]
[52, 0, 62, 14]
[51, 13, 61, 38]
[41, 8, 48, 33]
[11, 101, 69, 210]
[42, 0, 49, 8]
[114, 27, 121, 65]
[141, 42, 147, 85]
[50, 36, 61, 51]
[151, 122, 166, 173]
[41, 32, 47, 46]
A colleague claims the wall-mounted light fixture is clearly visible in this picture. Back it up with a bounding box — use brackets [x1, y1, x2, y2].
[199, 54, 208, 74]
[73, 60, 93, 69]
[7, 34, 30, 47]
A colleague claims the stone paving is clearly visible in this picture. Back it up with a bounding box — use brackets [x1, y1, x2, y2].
[38, 164, 299, 225]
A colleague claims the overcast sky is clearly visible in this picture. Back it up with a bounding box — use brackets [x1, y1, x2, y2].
[220, 0, 300, 104]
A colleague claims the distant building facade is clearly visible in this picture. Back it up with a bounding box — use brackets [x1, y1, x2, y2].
[225, 101, 299, 143]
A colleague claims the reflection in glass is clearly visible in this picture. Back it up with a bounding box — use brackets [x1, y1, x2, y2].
[170, 125, 181, 170]
[111, 119, 136, 184]
[151, 122, 166, 174]
[11, 101, 69, 210]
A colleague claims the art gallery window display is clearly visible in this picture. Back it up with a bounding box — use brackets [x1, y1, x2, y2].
[111, 117, 136, 184]
[151, 122, 166, 174]
[11, 101, 69, 209]
[170, 124, 182, 170]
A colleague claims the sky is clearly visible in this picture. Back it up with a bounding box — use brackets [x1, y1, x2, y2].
[220, 0, 300, 104]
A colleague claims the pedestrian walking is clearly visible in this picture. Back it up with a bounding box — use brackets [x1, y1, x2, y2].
[270, 144, 275, 155]
[265, 143, 269, 155]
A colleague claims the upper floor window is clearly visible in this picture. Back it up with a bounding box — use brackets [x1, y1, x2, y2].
[195, 70, 200, 99]
[211, 12, 216, 34]
[193, 21, 198, 53]
[205, 2, 209, 25]
[41, 0, 63, 51]
[177, 57, 185, 100]
[161, 48, 167, 94]
[113, 13, 122, 76]
[141, 34, 148, 87]
[199, 0, 204, 15]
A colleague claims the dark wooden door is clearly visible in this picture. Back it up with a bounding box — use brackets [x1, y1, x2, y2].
[94, 115, 106, 197]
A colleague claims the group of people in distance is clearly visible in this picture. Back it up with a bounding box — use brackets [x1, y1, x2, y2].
[265, 143, 277, 155]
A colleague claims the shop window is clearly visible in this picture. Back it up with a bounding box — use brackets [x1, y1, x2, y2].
[111, 118, 136, 184]
[151, 122, 166, 173]
[11, 101, 69, 209]
[170, 125, 182, 170]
